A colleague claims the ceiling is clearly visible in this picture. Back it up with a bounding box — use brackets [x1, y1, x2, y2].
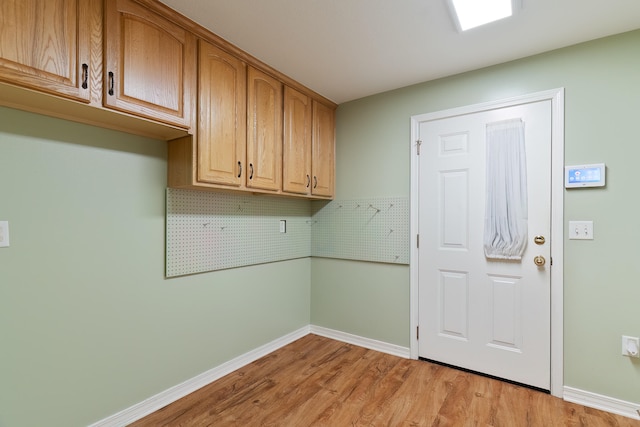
[158, 0, 640, 104]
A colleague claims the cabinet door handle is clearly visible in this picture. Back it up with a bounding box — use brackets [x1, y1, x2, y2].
[81, 63, 88, 89]
[306, 175, 310, 188]
[313, 176, 318, 189]
[237, 161, 242, 178]
[249, 163, 254, 180]
[108, 71, 114, 96]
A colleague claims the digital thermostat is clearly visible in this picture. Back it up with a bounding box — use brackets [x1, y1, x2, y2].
[565, 163, 606, 188]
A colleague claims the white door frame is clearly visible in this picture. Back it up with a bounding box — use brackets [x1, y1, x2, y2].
[409, 88, 565, 397]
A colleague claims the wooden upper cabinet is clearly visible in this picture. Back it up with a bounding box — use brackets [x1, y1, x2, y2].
[283, 86, 335, 198]
[247, 66, 282, 192]
[0, 0, 92, 102]
[282, 86, 312, 195]
[311, 100, 336, 197]
[197, 39, 247, 187]
[0, 0, 336, 197]
[104, 0, 196, 128]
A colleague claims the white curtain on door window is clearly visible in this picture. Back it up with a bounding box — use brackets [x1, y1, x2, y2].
[484, 118, 528, 260]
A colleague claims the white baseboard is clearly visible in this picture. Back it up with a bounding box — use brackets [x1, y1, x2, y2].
[309, 325, 411, 359]
[89, 326, 310, 427]
[564, 386, 640, 421]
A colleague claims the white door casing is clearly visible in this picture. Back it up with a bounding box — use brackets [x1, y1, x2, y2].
[409, 89, 565, 397]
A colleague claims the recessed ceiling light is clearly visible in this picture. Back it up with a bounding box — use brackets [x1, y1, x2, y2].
[449, 0, 514, 31]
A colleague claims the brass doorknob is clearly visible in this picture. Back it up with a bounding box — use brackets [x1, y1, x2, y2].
[534, 255, 546, 267]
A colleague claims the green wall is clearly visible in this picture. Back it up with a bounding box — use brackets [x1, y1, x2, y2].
[311, 258, 409, 344]
[0, 108, 311, 427]
[311, 29, 640, 403]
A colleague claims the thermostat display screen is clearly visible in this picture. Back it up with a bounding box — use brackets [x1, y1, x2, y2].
[565, 163, 605, 188]
[567, 167, 600, 183]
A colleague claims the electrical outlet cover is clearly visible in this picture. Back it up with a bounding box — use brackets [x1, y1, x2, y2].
[622, 335, 640, 358]
[0, 221, 9, 248]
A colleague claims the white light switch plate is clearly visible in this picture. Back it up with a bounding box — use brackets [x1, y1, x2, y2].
[568, 221, 593, 240]
[0, 221, 9, 247]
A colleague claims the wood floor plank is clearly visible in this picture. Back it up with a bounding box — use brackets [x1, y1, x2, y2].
[130, 335, 640, 427]
[388, 362, 456, 426]
[305, 347, 392, 425]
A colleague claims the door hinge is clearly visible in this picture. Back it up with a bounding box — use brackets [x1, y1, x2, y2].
[550, 257, 553, 266]
[416, 326, 419, 340]
[416, 139, 422, 155]
[416, 234, 419, 248]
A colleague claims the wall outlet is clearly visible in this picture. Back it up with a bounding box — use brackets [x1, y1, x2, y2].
[622, 335, 640, 358]
[0, 221, 9, 248]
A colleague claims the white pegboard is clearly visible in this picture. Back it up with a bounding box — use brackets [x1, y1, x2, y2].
[166, 189, 311, 277]
[166, 190, 410, 277]
[311, 197, 410, 264]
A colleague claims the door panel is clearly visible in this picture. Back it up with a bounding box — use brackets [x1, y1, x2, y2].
[488, 274, 522, 351]
[247, 66, 282, 191]
[197, 40, 246, 186]
[0, 0, 91, 101]
[418, 100, 552, 390]
[311, 100, 335, 197]
[282, 86, 312, 195]
[439, 270, 468, 339]
[104, 0, 196, 127]
[440, 170, 468, 248]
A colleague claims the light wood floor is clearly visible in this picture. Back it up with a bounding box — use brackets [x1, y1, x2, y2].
[131, 334, 639, 426]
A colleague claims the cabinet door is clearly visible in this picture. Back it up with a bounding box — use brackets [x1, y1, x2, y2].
[282, 86, 312, 195]
[0, 0, 91, 102]
[311, 100, 335, 198]
[104, 0, 195, 128]
[198, 40, 246, 187]
[247, 67, 282, 192]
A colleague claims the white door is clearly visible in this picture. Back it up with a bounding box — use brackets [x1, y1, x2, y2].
[417, 100, 552, 390]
